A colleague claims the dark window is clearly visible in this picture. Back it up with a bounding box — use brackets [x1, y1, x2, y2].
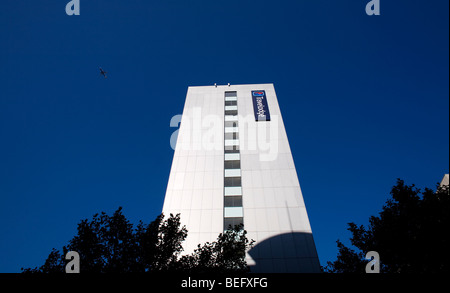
[224, 145, 239, 152]
[224, 160, 240, 169]
[225, 91, 237, 98]
[225, 100, 237, 106]
[224, 148, 240, 154]
[224, 217, 244, 230]
[224, 132, 239, 140]
[224, 121, 238, 128]
[225, 110, 238, 116]
[224, 196, 243, 207]
[224, 177, 241, 187]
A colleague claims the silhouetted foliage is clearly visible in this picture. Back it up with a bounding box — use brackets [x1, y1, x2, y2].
[22, 208, 253, 273]
[175, 224, 255, 273]
[324, 179, 450, 273]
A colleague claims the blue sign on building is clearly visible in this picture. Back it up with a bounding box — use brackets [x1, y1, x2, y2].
[252, 90, 271, 121]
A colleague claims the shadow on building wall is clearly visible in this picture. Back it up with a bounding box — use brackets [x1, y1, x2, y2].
[248, 232, 321, 273]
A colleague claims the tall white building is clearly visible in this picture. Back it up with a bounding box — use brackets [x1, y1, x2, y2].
[163, 84, 321, 273]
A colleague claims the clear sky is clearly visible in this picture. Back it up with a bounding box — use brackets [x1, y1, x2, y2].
[0, 0, 448, 272]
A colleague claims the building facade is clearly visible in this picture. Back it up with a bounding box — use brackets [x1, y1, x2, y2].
[163, 84, 321, 273]
[440, 174, 449, 188]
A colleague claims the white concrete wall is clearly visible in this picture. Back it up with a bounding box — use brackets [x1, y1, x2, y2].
[440, 174, 449, 187]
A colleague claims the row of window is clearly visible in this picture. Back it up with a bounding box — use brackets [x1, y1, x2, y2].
[224, 92, 244, 231]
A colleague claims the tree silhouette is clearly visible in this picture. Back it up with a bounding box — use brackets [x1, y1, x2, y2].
[174, 224, 255, 273]
[22, 208, 253, 273]
[324, 179, 450, 273]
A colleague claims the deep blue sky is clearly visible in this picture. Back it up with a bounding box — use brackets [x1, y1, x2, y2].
[0, 0, 448, 272]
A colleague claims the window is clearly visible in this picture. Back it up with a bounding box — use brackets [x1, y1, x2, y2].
[224, 115, 238, 122]
[224, 139, 239, 147]
[224, 160, 240, 169]
[225, 109, 238, 116]
[225, 91, 237, 97]
[225, 127, 239, 134]
[224, 217, 244, 230]
[224, 177, 241, 187]
[224, 132, 239, 140]
[224, 187, 242, 196]
[224, 121, 238, 128]
[225, 105, 238, 111]
[224, 196, 243, 207]
[224, 169, 241, 177]
[224, 146, 240, 153]
[224, 153, 240, 161]
[225, 100, 237, 106]
[224, 207, 243, 218]
[225, 96, 237, 101]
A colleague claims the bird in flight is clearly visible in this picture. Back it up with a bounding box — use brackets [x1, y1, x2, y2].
[99, 67, 107, 78]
